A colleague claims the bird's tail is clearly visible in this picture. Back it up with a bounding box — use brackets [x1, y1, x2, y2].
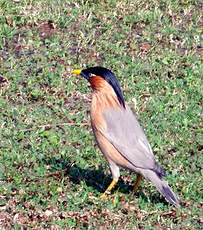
[142, 170, 180, 206]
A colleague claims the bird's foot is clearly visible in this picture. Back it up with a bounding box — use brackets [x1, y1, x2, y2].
[101, 178, 118, 198]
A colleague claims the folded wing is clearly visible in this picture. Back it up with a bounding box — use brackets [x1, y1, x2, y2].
[99, 106, 165, 176]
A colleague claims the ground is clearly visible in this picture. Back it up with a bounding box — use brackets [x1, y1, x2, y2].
[0, 0, 202, 229]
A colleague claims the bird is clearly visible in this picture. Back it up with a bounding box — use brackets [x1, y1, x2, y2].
[72, 66, 180, 206]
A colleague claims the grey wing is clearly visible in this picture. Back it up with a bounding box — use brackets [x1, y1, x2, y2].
[99, 105, 157, 171]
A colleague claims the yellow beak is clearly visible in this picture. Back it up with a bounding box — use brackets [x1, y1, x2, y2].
[72, 69, 81, 75]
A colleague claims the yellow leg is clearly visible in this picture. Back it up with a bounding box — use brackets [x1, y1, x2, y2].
[133, 174, 141, 193]
[101, 178, 118, 198]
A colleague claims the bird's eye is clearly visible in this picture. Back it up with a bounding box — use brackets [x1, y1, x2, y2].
[89, 73, 96, 78]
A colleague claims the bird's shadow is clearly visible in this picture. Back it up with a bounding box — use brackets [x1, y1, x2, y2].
[44, 156, 133, 194]
[43, 156, 169, 206]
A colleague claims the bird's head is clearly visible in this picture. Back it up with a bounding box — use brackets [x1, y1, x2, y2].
[72, 66, 125, 108]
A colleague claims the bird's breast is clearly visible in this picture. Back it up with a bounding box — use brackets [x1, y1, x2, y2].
[90, 93, 132, 169]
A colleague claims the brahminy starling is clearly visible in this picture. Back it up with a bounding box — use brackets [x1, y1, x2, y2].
[72, 66, 180, 206]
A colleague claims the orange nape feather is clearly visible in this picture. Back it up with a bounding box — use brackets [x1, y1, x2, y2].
[89, 76, 122, 110]
[89, 76, 108, 90]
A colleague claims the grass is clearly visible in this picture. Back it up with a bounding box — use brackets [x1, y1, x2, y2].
[0, 0, 202, 229]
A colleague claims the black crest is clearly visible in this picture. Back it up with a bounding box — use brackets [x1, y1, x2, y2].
[81, 66, 125, 108]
